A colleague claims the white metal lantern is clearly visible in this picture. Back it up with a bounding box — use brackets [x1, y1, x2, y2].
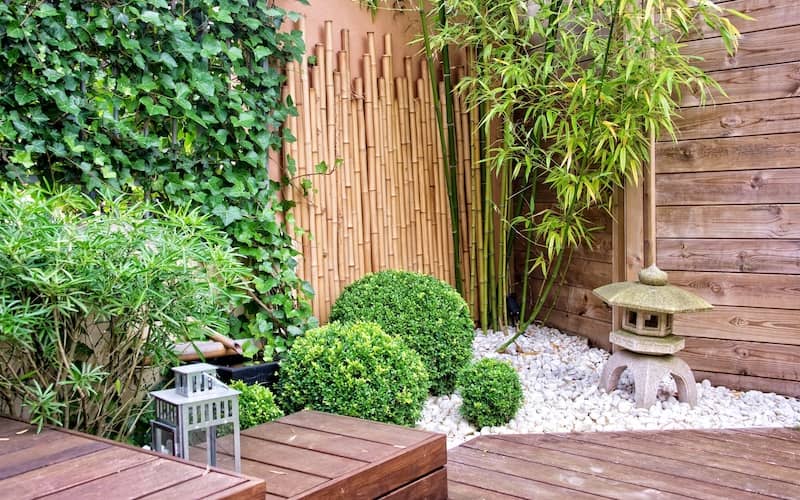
[150, 363, 241, 472]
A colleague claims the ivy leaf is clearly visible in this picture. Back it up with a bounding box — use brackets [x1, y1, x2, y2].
[213, 205, 245, 226]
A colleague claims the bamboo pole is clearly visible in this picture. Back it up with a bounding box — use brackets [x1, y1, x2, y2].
[453, 77, 471, 306]
[354, 77, 371, 274]
[417, 77, 435, 276]
[381, 57, 400, 269]
[298, 18, 321, 316]
[309, 84, 325, 319]
[407, 88, 424, 273]
[363, 54, 381, 272]
[397, 77, 414, 271]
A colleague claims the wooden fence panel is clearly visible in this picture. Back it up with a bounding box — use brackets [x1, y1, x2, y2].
[646, 7, 800, 395]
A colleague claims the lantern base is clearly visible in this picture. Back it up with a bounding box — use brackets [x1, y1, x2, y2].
[599, 349, 697, 408]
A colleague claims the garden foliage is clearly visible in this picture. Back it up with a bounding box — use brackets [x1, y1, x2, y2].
[0, 0, 314, 359]
[330, 270, 474, 395]
[229, 380, 283, 429]
[457, 358, 523, 428]
[427, 0, 744, 338]
[0, 184, 250, 439]
[278, 322, 429, 426]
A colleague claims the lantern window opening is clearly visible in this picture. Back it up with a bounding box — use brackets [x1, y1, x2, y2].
[644, 313, 659, 329]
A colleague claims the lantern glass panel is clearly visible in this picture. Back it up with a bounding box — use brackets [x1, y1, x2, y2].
[151, 420, 178, 456]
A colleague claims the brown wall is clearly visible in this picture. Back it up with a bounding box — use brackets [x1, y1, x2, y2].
[655, 0, 800, 396]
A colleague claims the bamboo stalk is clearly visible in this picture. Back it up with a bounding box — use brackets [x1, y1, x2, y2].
[453, 77, 471, 307]
[417, 77, 436, 276]
[397, 77, 415, 271]
[309, 85, 325, 319]
[381, 58, 400, 269]
[354, 77, 370, 275]
[298, 18, 320, 317]
[363, 55, 381, 272]
[334, 70, 354, 288]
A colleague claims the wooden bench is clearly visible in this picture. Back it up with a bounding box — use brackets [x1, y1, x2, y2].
[192, 410, 447, 499]
[0, 416, 265, 499]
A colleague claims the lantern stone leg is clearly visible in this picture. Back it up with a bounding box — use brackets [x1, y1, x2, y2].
[599, 349, 697, 408]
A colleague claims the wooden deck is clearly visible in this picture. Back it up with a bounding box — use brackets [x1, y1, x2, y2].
[191, 410, 447, 499]
[0, 416, 265, 499]
[448, 427, 800, 499]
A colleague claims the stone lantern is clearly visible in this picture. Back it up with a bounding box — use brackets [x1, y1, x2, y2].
[150, 363, 241, 472]
[593, 264, 712, 408]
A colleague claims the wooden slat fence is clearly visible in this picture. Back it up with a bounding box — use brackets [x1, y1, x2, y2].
[282, 19, 479, 322]
[653, 0, 800, 395]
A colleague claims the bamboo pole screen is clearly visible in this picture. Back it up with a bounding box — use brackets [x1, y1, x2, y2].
[283, 19, 479, 323]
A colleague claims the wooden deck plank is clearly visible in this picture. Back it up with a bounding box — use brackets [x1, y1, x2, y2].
[190, 447, 329, 498]
[38, 458, 204, 499]
[568, 432, 800, 498]
[451, 441, 688, 499]
[296, 434, 446, 499]
[0, 434, 108, 480]
[676, 429, 800, 463]
[378, 467, 447, 500]
[447, 461, 602, 500]
[219, 434, 366, 478]
[0, 427, 61, 454]
[740, 426, 800, 442]
[447, 481, 524, 500]
[244, 421, 400, 461]
[138, 473, 246, 499]
[495, 433, 781, 499]
[0, 447, 155, 499]
[485, 434, 755, 500]
[277, 410, 431, 446]
[630, 429, 800, 469]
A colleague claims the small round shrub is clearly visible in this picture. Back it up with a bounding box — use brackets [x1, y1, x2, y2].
[229, 380, 284, 429]
[457, 358, 524, 428]
[330, 270, 474, 395]
[277, 322, 429, 426]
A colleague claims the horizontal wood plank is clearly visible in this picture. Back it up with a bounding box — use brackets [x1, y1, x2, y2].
[658, 238, 800, 274]
[656, 168, 800, 206]
[300, 435, 446, 500]
[39, 458, 204, 500]
[681, 62, 800, 107]
[657, 204, 800, 239]
[674, 305, 800, 344]
[695, 370, 800, 397]
[667, 270, 800, 309]
[447, 481, 522, 500]
[545, 309, 611, 351]
[446, 461, 599, 500]
[689, 0, 798, 40]
[685, 25, 800, 73]
[276, 411, 434, 447]
[244, 422, 399, 462]
[532, 257, 611, 291]
[568, 432, 800, 497]
[680, 337, 800, 380]
[656, 133, 800, 174]
[378, 467, 447, 500]
[139, 473, 247, 500]
[671, 98, 800, 141]
[533, 281, 611, 323]
[0, 447, 155, 499]
[471, 436, 734, 500]
[0, 435, 108, 481]
[451, 443, 684, 499]
[500, 432, 786, 499]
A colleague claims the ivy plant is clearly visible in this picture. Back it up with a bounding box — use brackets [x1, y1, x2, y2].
[0, 0, 315, 359]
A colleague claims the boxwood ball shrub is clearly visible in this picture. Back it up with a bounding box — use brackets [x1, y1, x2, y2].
[278, 322, 429, 426]
[229, 380, 283, 429]
[330, 270, 474, 395]
[457, 359, 524, 428]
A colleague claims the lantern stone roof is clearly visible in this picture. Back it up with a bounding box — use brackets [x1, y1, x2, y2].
[593, 265, 713, 314]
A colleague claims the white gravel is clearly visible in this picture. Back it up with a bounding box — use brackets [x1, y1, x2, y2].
[416, 325, 800, 448]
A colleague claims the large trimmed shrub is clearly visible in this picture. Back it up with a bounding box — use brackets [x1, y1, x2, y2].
[457, 358, 523, 428]
[229, 380, 283, 429]
[330, 271, 474, 395]
[278, 322, 429, 426]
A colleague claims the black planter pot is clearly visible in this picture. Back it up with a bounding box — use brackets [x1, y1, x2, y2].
[214, 357, 279, 388]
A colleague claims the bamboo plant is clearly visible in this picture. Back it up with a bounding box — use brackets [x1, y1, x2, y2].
[428, 0, 745, 346]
